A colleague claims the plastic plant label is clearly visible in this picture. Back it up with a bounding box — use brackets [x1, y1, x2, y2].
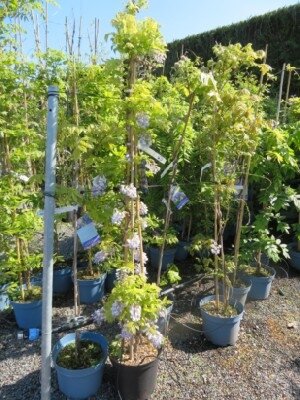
[77, 214, 100, 249]
[235, 181, 248, 200]
[170, 185, 189, 210]
[37, 205, 78, 217]
[137, 139, 166, 164]
[29, 328, 40, 341]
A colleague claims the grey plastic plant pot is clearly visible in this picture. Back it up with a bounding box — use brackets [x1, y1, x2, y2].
[52, 331, 108, 400]
[199, 295, 244, 346]
[175, 241, 189, 261]
[149, 247, 176, 271]
[0, 284, 10, 311]
[218, 282, 252, 308]
[111, 349, 161, 400]
[77, 273, 107, 304]
[241, 266, 276, 300]
[157, 294, 174, 335]
[105, 269, 117, 293]
[11, 299, 42, 329]
[288, 243, 300, 271]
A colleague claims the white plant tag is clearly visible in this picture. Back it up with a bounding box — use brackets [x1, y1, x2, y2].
[37, 205, 78, 217]
[138, 139, 166, 164]
[77, 214, 100, 249]
[170, 185, 189, 210]
[161, 162, 174, 178]
[235, 183, 248, 200]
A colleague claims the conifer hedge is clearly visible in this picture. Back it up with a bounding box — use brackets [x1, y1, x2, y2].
[166, 4, 300, 94]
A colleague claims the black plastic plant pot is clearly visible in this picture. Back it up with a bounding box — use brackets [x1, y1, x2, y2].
[111, 353, 160, 400]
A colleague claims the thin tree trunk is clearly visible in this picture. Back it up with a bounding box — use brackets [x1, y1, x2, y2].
[156, 93, 196, 285]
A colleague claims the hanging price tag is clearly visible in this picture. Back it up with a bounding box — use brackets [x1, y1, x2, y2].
[170, 185, 189, 210]
[77, 214, 100, 249]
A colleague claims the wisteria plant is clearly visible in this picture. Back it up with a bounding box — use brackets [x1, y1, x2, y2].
[93, 0, 171, 363]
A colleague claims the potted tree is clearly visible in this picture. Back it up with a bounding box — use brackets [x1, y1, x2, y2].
[94, 274, 169, 400]
[195, 43, 270, 345]
[239, 207, 290, 300]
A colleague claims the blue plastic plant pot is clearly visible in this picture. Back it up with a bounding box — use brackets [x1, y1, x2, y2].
[105, 270, 117, 293]
[0, 284, 10, 311]
[53, 267, 72, 294]
[11, 299, 42, 329]
[241, 266, 275, 300]
[52, 331, 108, 400]
[77, 273, 107, 304]
[288, 243, 300, 271]
[149, 247, 176, 271]
[175, 241, 189, 261]
[199, 295, 244, 346]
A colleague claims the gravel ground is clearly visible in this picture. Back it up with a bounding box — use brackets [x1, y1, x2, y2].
[0, 262, 299, 400]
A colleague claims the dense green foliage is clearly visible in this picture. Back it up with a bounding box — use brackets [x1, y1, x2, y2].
[165, 4, 300, 95]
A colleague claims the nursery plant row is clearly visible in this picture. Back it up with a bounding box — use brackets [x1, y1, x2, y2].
[0, 1, 299, 399]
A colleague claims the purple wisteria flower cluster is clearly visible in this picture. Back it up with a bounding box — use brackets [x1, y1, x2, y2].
[93, 250, 107, 264]
[111, 301, 124, 317]
[152, 52, 167, 65]
[120, 183, 137, 199]
[120, 325, 133, 341]
[92, 308, 106, 325]
[210, 240, 222, 255]
[111, 209, 127, 225]
[134, 250, 148, 265]
[127, 233, 140, 250]
[145, 160, 160, 174]
[92, 175, 107, 196]
[139, 201, 148, 216]
[130, 304, 141, 321]
[136, 113, 150, 129]
[147, 330, 164, 348]
[134, 263, 148, 275]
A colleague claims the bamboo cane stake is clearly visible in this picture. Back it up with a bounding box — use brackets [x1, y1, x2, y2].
[275, 63, 286, 124]
[283, 68, 292, 123]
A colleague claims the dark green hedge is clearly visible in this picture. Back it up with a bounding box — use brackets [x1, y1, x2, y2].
[166, 4, 300, 94]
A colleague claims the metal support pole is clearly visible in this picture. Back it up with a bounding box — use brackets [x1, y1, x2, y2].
[41, 86, 59, 400]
